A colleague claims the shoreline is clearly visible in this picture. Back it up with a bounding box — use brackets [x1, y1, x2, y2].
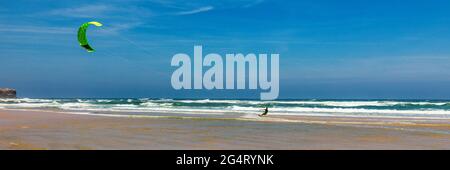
[1, 108, 449, 149]
[2, 108, 449, 133]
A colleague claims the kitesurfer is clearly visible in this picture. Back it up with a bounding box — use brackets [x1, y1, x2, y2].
[259, 107, 269, 117]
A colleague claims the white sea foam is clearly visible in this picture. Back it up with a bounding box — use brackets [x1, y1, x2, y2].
[97, 99, 113, 102]
[148, 99, 449, 107]
[1, 98, 449, 119]
[0, 98, 55, 103]
[176, 99, 242, 104]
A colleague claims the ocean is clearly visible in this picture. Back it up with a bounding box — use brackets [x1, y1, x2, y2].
[1, 98, 450, 120]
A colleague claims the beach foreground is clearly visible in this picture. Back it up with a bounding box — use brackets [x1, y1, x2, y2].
[0, 109, 449, 150]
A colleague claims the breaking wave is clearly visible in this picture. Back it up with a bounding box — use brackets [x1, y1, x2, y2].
[1, 98, 450, 119]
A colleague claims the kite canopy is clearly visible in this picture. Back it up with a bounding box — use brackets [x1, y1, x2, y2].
[77, 21, 102, 52]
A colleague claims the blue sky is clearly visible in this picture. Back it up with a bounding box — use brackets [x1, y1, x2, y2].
[1, 0, 450, 99]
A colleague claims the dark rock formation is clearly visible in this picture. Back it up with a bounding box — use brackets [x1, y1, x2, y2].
[0, 88, 16, 98]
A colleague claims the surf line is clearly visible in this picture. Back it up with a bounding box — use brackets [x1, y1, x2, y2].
[171, 45, 279, 100]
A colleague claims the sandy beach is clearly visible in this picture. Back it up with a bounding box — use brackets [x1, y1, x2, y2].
[0, 109, 449, 150]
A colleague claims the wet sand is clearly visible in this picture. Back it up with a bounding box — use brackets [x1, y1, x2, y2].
[0, 109, 449, 150]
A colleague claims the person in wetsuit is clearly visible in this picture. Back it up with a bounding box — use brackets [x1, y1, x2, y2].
[259, 107, 269, 117]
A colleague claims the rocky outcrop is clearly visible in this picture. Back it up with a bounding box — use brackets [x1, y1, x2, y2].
[0, 88, 16, 98]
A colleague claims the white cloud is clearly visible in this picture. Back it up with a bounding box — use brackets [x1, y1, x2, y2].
[0, 22, 141, 36]
[174, 6, 214, 15]
[46, 5, 115, 18]
[99, 22, 142, 35]
[0, 25, 72, 34]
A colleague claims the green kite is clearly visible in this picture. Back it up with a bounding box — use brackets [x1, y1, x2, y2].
[77, 21, 102, 52]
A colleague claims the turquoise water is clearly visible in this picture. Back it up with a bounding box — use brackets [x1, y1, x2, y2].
[1, 98, 450, 119]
